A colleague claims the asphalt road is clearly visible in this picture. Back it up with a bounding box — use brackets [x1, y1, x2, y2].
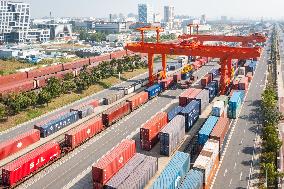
[212, 36, 269, 188]
[19, 63, 217, 189]
[0, 60, 171, 143]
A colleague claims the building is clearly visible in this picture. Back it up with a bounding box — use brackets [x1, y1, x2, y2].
[164, 6, 174, 23]
[0, 0, 30, 42]
[26, 29, 50, 42]
[221, 16, 228, 22]
[37, 23, 72, 40]
[138, 4, 153, 23]
[93, 22, 130, 33]
[153, 13, 162, 23]
[200, 14, 206, 24]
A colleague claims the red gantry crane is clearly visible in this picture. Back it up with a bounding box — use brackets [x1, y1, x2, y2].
[126, 27, 263, 94]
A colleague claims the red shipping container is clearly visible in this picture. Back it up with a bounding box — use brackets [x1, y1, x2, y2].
[92, 139, 136, 185]
[187, 88, 202, 103]
[93, 54, 110, 62]
[89, 99, 100, 107]
[246, 72, 253, 82]
[0, 129, 40, 161]
[2, 142, 61, 186]
[0, 72, 28, 86]
[173, 73, 181, 82]
[102, 102, 131, 127]
[65, 116, 104, 149]
[238, 77, 249, 91]
[27, 64, 63, 78]
[62, 59, 90, 70]
[205, 155, 220, 189]
[210, 117, 230, 151]
[0, 79, 35, 97]
[201, 74, 212, 88]
[160, 77, 174, 90]
[110, 50, 127, 59]
[126, 91, 149, 111]
[232, 79, 240, 90]
[179, 88, 195, 107]
[140, 112, 168, 141]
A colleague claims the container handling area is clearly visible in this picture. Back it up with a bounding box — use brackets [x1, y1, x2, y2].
[0, 15, 277, 189]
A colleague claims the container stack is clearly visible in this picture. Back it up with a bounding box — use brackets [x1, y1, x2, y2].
[167, 105, 184, 121]
[102, 102, 131, 127]
[209, 69, 220, 79]
[198, 116, 219, 146]
[160, 115, 186, 156]
[150, 151, 190, 189]
[160, 77, 174, 90]
[70, 105, 94, 119]
[211, 101, 225, 117]
[195, 89, 210, 113]
[126, 91, 149, 111]
[205, 81, 218, 102]
[178, 169, 204, 189]
[179, 88, 195, 107]
[228, 90, 245, 119]
[179, 100, 200, 132]
[238, 77, 249, 91]
[140, 112, 168, 151]
[201, 74, 212, 88]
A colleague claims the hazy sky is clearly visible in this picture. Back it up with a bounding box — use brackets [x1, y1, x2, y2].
[22, 0, 284, 19]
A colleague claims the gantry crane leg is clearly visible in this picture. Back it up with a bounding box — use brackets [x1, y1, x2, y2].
[162, 54, 167, 79]
[148, 53, 154, 85]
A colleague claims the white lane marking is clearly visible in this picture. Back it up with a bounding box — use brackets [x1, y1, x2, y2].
[240, 138, 243, 145]
[244, 129, 246, 133]
[238, 150, 240, 156]
[234, 162, 237, 169]
[240, 171, 243, 180]
[229, 179, 232, 187]
[223, 169, 227, 177]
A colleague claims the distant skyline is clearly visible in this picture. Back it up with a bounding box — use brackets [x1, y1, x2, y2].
[21, 0, 284, 19]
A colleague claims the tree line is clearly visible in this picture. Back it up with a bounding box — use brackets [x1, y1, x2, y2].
[0, 55, 146, 121]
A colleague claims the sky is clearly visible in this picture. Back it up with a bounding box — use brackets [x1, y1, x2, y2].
[21, 0, 284, 19]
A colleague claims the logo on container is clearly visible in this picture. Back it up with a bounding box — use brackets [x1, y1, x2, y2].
[87, 129, 91, 135]
[118, 156, 124, 164]
[17, 142, 23, 148]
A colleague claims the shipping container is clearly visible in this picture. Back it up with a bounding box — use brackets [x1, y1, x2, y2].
[115, 91, 125, 101]
[140, 112, 168, 142]
[2, 142, 61, 186]
[92, 139, 136, 185]
[110, 50, 127, 59]
[209, 69, 219, 80]
[205, 81, 218, 102]
[0, 129, 40, 161]
[160, 115, 186, 156]
[104, 94, 117, 105]
[70, 105, 94, 119]
[34, 111, 80, 138]
[160, 77, 174, 90]
[65, 116, 104, 149]
[238, 67, 246, 76]
[62, 59, 90, 70]
[89, 99, 100, 108]
[150, 151, 190, 189]
[0, 79, 35, 97]
[118, 156, 158, 189]
[246, 72, 253, 82]
[0, 72, 28, 86]
[167, 105, 183, 122]
[179, 88, 195, 107]
[179, 100, 200, 132]
[27, 64, 63, 78]
[210, 117, 230, 156]
[124, 85, 135, 95]
[238, 77, 249, 91]
[134, 82, 142, 91]
[102, 102, 131, 127]
[195, 89, 210, 113]
[228, 90, 245, 119]
[178, 169, 203, 189]
[104, 153, 147, 189]
[126, 91, 148, 111]
[211, 101, 225, 117]
[198, 116, 219, 146]
[173, 73, 182, 83]
[145, 84, 162, 99]
[201, 74, 212, 88]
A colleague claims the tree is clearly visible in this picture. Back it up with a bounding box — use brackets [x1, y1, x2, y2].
[75, 77, 88, 92]
[46, 77, 62, 98]
[62, 80, 77, 93]
[26, 91, 38, 107]
[37, 89, 52, 106]
[63, 73, 74, 81]
[0, 103, 7, 120]
[5, 93, 21, 114]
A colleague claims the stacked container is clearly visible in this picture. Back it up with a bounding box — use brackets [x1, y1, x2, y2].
[0, 130, 40, 161]
[124, 85, 135, 95]
[198, 116, 219, 146]
[104, 94, 117, 105]
[209, 69, 219, 79]
[126, 91, 149, 111]
[210, 116, 230, 157]
[193, 139, 220, 189]
[102, 102, 131, 127]
[145, 84, 162, 99]
[34, 111, 80, 138]
[160, 115, 186, 156]
[205, 81, 218, 102]
[179, 100, 200, 132]
[201, 74, 212, 88]
[246, 72, 253, 82]
[195, 89, 210, 113]
[238, 67, 246, 76]
[228, 90, 245, 119]
[70, 105, 94, 119]
[211, 101, 225, 117]
[167, 105, 184, 121]
[92, 139, 136, 188]
[173, 73, 182, 83]
[179, 88, 195, 107]
[150, 151, 190, 189]
[178, 169, 204, 189]
[160, 77, 174, 90]
[140, 112, 168, 151]
[65, 116, 104, 149]
[118, 156, 158, 189]
[238, 77, 249, 91]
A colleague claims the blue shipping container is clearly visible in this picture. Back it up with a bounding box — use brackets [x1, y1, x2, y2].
[168, 106, 184, 121]
[205, 81, 218, 102]
[150, 151, 190, 189]
[179, 100, 200, 132]
[145, 84, 162, 99]
[198, 116, 219, 145]
[228, 90, 245, 119]
[178, 169, 203, 189]
[35, 111, 80, 138]
[209, 69, 219, 79]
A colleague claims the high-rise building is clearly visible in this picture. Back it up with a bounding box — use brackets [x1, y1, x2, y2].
[138, 4, 153, 23]
[164, 6, 174, 23]
[0, 0, 30, 42]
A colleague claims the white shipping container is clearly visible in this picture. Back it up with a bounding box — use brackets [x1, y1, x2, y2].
[124, 85, 135, 95]
[212, 101, 225, 117]
[202, 139, 219, 159]
[193, 153, 212, 183]
[134, 83, 142, 91]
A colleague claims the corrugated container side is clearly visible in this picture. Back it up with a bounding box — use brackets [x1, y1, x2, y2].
[179, 100, 200, 132]
[126, 91, 149, 111]
[145, 84, 162, 99]
[104, 94, 117, 105]
[0, 72, 28, 86]
[102, 102, 131, 127]
[27, 64, 63, 78]
[167, 105, 184, 121]
[178, 169, 203, 189]
[179, 88, 195, 107]
[198, 116, 219, 146]
[210, 117, 230, 154]
[195, 89, 210, 113]
[0, 129, 40, 161]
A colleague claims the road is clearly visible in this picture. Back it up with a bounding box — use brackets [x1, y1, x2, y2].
[19, 63, 217, 189]
[0, 60, 171, 143]
[212, 36, 269, 188]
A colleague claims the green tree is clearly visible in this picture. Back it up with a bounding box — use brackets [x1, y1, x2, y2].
[62, 80, 77, 93]
[46, 77, 62, 98]
[26, 91, 38, 107]
[75, 77, 88, 92]
[63, 73, 74, 81]
[0, 103, 7, 120]
[37, 89, 52, 106]
[5, 93, 21, 114]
